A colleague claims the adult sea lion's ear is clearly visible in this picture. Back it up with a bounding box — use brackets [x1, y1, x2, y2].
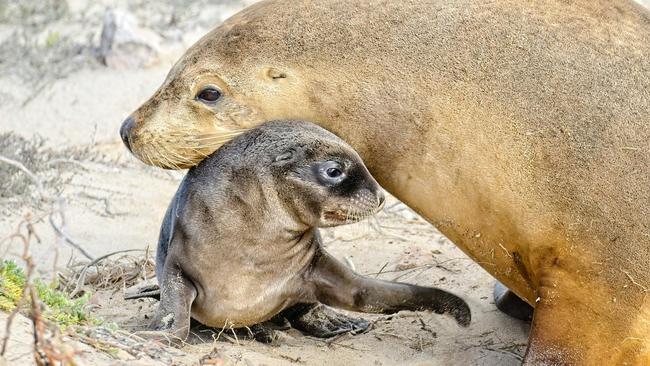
[262, 67, 289, 82]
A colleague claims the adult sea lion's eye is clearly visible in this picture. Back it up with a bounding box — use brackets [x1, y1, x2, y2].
[196, 87, 222, 103]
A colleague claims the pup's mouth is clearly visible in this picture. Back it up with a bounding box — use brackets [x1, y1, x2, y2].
[322, 194, 385, 225]
[323, 209, 353, 222]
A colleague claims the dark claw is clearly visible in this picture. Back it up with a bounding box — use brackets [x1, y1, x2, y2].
[249, 324, 279, 344]
[448, 294, 472, 327]
[427, 289, 472, 327]
[283, 303, 371, 338]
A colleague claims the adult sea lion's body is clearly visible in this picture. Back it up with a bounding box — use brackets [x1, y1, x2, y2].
[148, 121, 470, 342]
[120, 1, 650, 364]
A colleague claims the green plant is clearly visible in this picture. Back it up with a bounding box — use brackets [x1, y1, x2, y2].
[0, 260, 25, 312]
[0, 260, 99, 327]
[45, 31, 61, 48]
[35, 281, 93, 327]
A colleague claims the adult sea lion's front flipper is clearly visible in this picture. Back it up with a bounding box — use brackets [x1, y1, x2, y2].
[281, 303, 370, 338]
[307, 252, 471, 327]
[523, 266, 650, 365]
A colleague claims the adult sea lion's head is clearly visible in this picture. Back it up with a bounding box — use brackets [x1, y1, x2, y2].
[119, 1, 327, 169]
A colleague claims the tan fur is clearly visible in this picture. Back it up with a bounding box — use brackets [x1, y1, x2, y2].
[123, 1, 650, 364]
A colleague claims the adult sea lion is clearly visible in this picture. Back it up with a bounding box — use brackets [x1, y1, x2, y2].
[119, 0, 650, 364]
[145, 120, 470, 342]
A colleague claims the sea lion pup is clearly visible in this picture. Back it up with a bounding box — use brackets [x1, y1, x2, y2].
[145, 120, 470, 343]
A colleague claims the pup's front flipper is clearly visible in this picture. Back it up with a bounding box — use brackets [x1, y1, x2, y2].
[281, 303, 370, 338]
[308, 251, 471, 327]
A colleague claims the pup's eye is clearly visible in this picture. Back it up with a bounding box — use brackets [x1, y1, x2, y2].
[318, 161, 346, 184]
[326, 167, 342, 178]
[196, 87, 222, 103]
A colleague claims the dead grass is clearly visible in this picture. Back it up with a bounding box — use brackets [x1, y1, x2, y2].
[59, 249, 156, 298]
[0, 0, 98, 94]
[0, 132, 101, 208]
[0, 0, 244, 92]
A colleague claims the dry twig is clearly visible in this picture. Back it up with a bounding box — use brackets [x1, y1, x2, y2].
[0, 214, 79, 365]
[0, 154, 94, 260]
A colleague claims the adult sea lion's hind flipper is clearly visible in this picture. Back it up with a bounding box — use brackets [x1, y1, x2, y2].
[493, 281, 533, 321]
[309, 252, 471, 327]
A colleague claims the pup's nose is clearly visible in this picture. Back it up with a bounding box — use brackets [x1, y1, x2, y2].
[120, 116, 135, 152]
[377, 191, 386, 208]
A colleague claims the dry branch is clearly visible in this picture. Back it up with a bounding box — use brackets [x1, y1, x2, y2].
[68, 249, 146, 297]
[0, 214, 78, 365]
[0, 156, 46, 200]
[0, 154, 95, 260]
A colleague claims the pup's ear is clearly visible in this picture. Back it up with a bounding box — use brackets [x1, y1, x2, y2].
[273, 149, 296, 165]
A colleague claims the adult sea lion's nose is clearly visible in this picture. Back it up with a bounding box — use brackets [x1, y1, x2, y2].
[120, 116, 135, 153]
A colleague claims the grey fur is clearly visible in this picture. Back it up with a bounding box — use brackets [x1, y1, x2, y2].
[150, 121, 471, 342]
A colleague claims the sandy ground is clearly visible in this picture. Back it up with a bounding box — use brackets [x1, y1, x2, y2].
[28, 0, 650, 364]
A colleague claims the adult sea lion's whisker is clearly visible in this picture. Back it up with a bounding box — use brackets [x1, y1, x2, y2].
[179, 146, 211, 158]
[160, 142, 200, 166]
[165, 148, 198, 165]
[201, 133, 247, 140]
[195, 130, 248, 137]
[158, 146, 183, 170]
[189, 135, 239, 144]
[192, 139, 232, 147]
[191, 134, 243, 142]
[142, 145, 156, 167]
[144, 149, 155, 167]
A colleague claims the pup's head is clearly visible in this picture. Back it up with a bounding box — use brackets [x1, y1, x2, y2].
[258, 121, 385, 228]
